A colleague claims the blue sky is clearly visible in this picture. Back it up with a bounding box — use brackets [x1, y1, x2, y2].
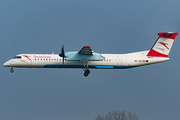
[1, 0, 180, 120]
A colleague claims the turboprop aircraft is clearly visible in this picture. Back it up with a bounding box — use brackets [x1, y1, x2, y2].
[3, 32, 178, 77]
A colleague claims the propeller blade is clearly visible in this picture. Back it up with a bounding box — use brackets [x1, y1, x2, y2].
[59, 45, 65, 57]
[59, 45, 65, 64]
[61, 45, 64, 57]
[62, 56, 64, 64]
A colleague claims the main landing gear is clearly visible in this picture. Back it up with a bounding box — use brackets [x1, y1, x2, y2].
[10, 67, 14, 73]
[83, 63, 90, 77]
[84, 69, 90, 77]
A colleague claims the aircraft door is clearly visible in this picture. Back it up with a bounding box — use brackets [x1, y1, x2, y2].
[117, 57, 121, 65]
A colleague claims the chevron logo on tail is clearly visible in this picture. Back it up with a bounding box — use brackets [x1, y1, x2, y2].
[158, 42, 169, 49]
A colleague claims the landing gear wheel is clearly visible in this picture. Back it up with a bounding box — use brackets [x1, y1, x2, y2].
[84, 69, 90, 77]
[10, 67, 14, 73]
[85, 69, 90, 74]
[84, 73, 88, 77]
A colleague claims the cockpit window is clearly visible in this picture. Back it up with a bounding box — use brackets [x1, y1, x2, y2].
[13, 56, 22, 59]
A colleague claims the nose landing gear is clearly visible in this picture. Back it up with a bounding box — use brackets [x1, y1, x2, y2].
[10, 67, 14, 73]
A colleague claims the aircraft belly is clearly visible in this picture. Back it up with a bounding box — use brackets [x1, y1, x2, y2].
[43, 61, 137, 69]
[43, 64, 136, 69]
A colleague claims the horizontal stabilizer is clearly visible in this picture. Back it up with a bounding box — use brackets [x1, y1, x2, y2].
[158, 32, 178, 39]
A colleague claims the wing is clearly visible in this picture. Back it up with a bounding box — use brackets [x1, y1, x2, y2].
[78, 46, 93, 55]
[65, 46, 105, 62]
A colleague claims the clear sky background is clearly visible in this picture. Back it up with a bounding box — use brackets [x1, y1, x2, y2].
[1, 0, 180, 120]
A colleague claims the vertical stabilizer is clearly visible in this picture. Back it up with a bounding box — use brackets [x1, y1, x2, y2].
[147, 32, 178, 57]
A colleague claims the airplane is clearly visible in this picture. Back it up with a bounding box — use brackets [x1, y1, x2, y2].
[3, 32, 178, 77]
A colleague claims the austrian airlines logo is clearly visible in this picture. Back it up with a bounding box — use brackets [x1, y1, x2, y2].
[159, 42, 169, 49]
[22, 55, 31, 61]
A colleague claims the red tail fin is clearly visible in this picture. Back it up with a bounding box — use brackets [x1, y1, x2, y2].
[147, 32, 178, 57]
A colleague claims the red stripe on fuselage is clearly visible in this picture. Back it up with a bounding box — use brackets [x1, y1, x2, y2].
[22, 55, 31, 61]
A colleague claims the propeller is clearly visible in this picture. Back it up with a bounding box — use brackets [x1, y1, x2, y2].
[59, 45, 65, 64]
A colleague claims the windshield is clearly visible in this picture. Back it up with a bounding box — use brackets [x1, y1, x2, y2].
[13, 56, 22, 59]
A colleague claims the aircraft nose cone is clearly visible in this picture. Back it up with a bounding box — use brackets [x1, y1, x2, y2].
[3, 61, 11, 67]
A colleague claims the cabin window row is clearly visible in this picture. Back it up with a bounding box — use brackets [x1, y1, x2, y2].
[104, 59, 116, 62]
[34, 58, 62, 61]
[97, 59, 116, 62]
[33, 58, 116, 62]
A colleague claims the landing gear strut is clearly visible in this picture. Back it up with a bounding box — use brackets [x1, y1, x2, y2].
[83, 63, 90, 77]
[10, 67, 14, 73]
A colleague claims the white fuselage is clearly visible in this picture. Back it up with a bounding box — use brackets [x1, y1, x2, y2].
[3, 32, 177, 77]
[3, 50, 169, 69]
